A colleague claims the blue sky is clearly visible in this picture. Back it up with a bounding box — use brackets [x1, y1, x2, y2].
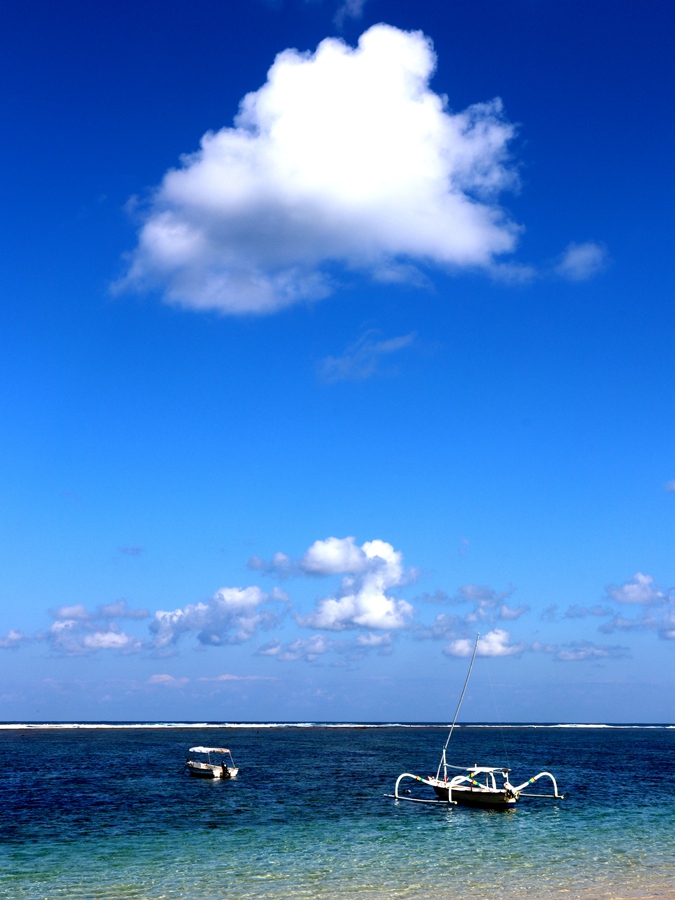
[1, 0, 673, 723]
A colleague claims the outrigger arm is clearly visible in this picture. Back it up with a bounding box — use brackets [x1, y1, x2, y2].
[394, 771, 501, 804]
[392, 772, 457, 804]
[508, 771, 563, 799]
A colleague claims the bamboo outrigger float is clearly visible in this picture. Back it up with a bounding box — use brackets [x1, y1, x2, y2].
[389, 635, 563, 809]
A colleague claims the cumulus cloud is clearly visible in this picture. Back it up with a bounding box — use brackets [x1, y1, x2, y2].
[82, 631, 140, 651]
[444, 628, 525, 658]
[52, 604, 89, 620]
[554, 241, 608, 281]
[31, 601, 149, 655]
[319, 330, 418, 383]
[45, 619, 141, 656]
[296, 537, 415, 630]
[606, 572, 666, 606]
[150, 586, 285, 649]
[301, 536, 373, 576]
[0, 629, 28, 650]
[118, 24, 521, 315]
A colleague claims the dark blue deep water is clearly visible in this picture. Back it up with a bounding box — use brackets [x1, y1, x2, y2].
[0, 724, 673, 899]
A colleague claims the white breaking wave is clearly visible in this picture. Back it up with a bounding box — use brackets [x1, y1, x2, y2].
[0, 721, 670, 730]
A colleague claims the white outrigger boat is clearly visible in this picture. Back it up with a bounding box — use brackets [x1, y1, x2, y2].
[390, 635, 563, 809]
[184, 746, 239, 779]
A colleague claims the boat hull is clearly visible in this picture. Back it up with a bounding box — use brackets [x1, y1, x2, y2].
[186, 761, 238, 779]
[431, 784, 516, 809]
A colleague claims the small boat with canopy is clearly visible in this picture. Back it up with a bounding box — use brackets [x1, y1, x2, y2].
[184, 746, 239, 779]
[389, 635, 563, 809]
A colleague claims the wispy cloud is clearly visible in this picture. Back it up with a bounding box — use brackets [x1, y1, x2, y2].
[319, 331, 418, 383]
[554, 241, 609, 281]
[418, 582, 528, 646]
[148, 673, 189, 686]
[534, 640, 630, 662]
[334, 0, 368, 29]
[99, 600, 149, 620]
[258, 634, 334, 662]
[117, 25, 521, 315]
[564, 603, 615, 619]
[498, 603, 529, 621]
[197, 674, 276, 682]
[258, 629, 392, 663]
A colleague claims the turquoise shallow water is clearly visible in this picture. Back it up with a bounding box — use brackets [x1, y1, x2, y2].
[0, 724, 673, 899]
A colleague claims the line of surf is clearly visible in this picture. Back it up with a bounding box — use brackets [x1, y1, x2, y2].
[0, 721, 672, 730]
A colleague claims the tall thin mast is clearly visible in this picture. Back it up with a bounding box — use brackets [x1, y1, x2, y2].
[436, 633, 480, 780]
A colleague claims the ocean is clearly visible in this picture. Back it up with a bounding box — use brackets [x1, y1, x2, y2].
[1, 723, 673, 899]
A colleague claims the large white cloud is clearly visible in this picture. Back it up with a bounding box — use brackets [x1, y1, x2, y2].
[301, 535, 373, 576]
[296, 537, 414, 630]
[119, 24, 520, 315]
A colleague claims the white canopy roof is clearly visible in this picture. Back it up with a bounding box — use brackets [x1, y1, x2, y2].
[189, 746, 230, 754]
